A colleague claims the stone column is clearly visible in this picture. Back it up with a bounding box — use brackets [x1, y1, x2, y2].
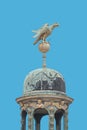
[21, 111, 27, 130]
[49, 107, 54, 130]
[28, 109, 34, 130]
[63, 109, 68, 130]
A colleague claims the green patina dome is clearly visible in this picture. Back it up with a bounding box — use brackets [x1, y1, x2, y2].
[23, 68, 66, 96]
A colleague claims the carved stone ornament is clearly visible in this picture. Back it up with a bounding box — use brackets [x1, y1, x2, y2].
[52, 101, 68, 110]
[20, 100, 68, 111]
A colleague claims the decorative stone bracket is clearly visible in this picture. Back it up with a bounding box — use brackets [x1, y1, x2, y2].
[19, 99, 68, 112]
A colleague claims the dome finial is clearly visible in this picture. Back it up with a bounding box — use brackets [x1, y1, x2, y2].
[39, 41, 50, 68]
[32, 23, 59, 68]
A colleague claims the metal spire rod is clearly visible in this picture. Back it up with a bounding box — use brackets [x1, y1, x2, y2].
[42, 53, 46, 68]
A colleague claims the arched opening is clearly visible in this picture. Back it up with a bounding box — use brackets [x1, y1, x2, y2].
[34, 108, 49, 130]
[55, 109, 64, 130]
[21, 110, 27, 130]
[41, 115, 49, 130]
[26, 113, 28, 130]
[61, 116, 64, 130]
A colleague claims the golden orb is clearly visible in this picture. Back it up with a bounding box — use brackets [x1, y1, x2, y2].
[38, 41, 50, 53]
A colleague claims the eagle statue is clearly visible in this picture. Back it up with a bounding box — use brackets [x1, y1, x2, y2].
[32, 23, 59, 45]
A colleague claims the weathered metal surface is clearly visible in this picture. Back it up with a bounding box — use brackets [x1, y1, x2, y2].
[24, 68, 66, 95]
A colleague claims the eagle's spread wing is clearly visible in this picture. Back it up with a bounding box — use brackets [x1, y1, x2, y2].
[32, 24, 49, 38]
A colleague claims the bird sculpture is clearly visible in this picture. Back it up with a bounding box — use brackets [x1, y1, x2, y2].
[32, 23, 59, 45]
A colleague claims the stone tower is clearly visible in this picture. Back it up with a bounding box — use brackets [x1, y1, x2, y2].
[16, 23, 73, 130]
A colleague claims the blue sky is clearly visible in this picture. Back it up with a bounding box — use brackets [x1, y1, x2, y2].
[0, 0, 87, 130]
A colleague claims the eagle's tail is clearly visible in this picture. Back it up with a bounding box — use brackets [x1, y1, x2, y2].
[33, 39, 39, 45]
